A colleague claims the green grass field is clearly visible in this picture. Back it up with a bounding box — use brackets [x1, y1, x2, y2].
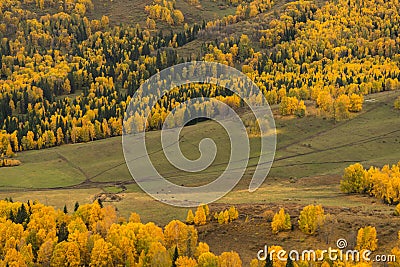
[1, 90, 399, 224]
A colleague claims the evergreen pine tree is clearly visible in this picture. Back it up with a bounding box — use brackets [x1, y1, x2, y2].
[142, 43, 150, 56]
[74, 201, 79, 212]
[286, 257, 294, 267]
[265, 248, 273, 267]
[16, 204, 29, 224]
[97, 199, 103, 208]
[172, 246, 179, 267]
[26, 230, 39, 258]
[9, 210, 15, 223]
[156, 50, 163, 70]
[57, 222, 69, 243]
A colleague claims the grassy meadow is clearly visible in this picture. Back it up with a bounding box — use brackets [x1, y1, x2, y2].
[0, 90, 399, 224]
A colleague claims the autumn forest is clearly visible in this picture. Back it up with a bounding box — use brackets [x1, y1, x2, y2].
[0, 0, 400, 265]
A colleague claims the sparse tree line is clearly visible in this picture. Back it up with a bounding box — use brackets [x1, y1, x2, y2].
[185, 204, 239, 225]
[211, 0, 252, 8]
[270, 205, 326, 235]
[200, 0, 273, 33]
[185, 203, 385, 267]
[249, 225, 379, 267]
[255, 206, 382, 267]
[340, 161, 400, 205]
[145, 0, 185, 26]
[339, 160, 400, 265]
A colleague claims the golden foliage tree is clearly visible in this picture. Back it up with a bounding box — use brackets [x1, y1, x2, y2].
[218, 251, 242, 267]
[194, 205, 207, 226]
[340, 163, 369, 194]
[90, 238, 113, 267]
[50, 241, 80, 267]
[195, 242, 210, 259]
[198, 252, 219, 267]
[186, 209, 194, 225]
[164, 220, 198, 256]
[271, 208, 291, 234]
[298, 205, 325, 235]
[356, 226, 378, 252]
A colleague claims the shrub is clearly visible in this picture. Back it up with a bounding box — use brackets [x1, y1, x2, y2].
[0, 158, 21, 167]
